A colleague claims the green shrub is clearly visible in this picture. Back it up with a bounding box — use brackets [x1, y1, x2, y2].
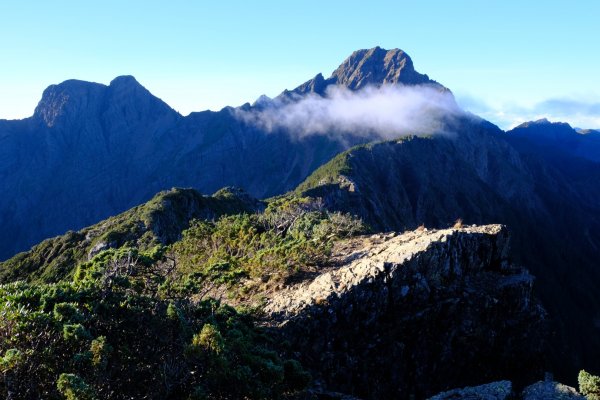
[195, 324, 225, 355]
[54, 302, 84, 323]
[170, 203, 364, 299]
[0, 191, 353, 398]
[63, 324, 91, 342]
[0, 349, 23, 373]
[0, 275, 308, 398]
[57, 373, 96, 400]
[89, 336, 111, 369]
[579, 370, 600, 400]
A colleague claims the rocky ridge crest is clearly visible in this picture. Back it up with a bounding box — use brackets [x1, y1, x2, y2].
[265, 225, 548, 399]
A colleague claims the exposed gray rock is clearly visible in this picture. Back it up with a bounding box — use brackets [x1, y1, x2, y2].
[266, 225, 511, 318]
[266, 225, 547, 399]
[427, 380, 512, 400]
[329, 47, 436, 90]
[282, 46, 443, 99]
[521, 381, 585, 399]
[88, 241, 110, 259]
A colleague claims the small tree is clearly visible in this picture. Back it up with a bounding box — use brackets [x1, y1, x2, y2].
[579, 370, 600, 400]
[57, 373, 96, 400]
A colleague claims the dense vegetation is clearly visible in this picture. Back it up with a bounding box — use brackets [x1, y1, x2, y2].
[0, 189, 364, 399]
[0, 188, 260, 285]
[0, 247, 309, 399]
[171, 196, 364, 302]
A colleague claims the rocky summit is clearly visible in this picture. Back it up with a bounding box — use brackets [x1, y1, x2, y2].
[288, 46, 442, 97]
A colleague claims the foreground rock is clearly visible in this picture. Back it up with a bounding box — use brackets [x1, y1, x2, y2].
[266, 225, 548, 399]
[521, 380, 584, 399]
[428, 379, 585, 399]
[428, 380, 512, 400]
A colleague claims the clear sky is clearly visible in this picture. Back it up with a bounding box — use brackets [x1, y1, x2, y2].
[1, 0, 599, 129]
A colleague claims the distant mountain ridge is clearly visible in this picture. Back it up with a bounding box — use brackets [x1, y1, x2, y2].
[507, 118, 600, 162]
[2, 47, 437, 260]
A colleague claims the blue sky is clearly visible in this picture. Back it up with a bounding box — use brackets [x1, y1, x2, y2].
[1, 0, 599, 129]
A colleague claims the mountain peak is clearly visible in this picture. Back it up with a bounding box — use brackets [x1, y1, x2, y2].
[33, 76, 177, 128]
[109, 75, 142, 88]
[514, 118, 573, 130]
[34, 79, 106, 127]
[283, 47, 442, 99]
[329, 47, 435, 89]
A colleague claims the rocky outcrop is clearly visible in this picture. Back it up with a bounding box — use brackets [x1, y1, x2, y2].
[329, 47, 436, 90]
[521, 380, 584, 399]
[428, 379, 585, 399]
[266, 225, 548, 399]
[429, 380, 586, 400]
[284, 46, 443, 98]
[428, 380, 513, 400]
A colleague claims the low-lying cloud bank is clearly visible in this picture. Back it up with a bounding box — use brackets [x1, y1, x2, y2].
[236, 84, 462, 140]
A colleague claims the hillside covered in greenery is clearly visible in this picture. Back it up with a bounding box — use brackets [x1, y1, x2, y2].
[0, 187, 365, 399]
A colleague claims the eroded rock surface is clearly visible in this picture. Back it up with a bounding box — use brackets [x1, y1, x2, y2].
[266, 225, 548, 399]
[521, 380, 584, 400]
[428, 380, 512, 400]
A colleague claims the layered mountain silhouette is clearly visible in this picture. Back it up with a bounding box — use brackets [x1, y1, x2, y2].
[1, 47, 600, 384]
[0, 47, 451, 260]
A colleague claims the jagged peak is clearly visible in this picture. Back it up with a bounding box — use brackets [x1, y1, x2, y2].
[281, 47, 442, 100]
[329, 46, 435, 90]
[293, 73, 328, 95]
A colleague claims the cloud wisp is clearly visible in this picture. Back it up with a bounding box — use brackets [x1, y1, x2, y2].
[457, 95, 600, 130]
[236, 84, 462, 140]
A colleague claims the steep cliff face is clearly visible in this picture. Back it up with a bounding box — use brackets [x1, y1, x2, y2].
[265, 225, 548, 399]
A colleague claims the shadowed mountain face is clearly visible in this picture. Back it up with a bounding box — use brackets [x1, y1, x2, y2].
[2, 48, 434, 260]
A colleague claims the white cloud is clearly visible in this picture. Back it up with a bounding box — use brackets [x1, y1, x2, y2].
[456, 95, 600, 130]
[236, 84, 462, 140]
